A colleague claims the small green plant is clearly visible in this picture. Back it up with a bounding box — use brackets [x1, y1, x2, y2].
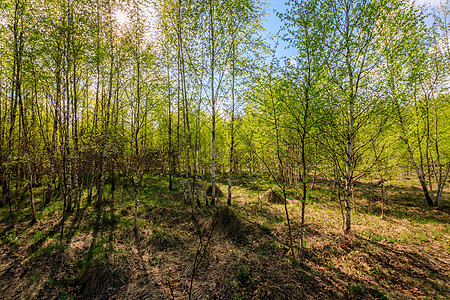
[348, 283, 365, 294]
[348, 283, 388, 300]
[57, 290, 70, 300]
[369, 266, 383, 277]
[235, 265, 253, 289]
[363, 231, 397, 244]
[30, 242, 65, 259]
[2, 232, 18, 244]
[258, 223, 272, 235]
[271, 240, 283, 249]
[307, 194, 319, 203]
[325, 258, 334, 268]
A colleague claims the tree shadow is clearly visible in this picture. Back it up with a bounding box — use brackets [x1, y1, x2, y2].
[64, 201, 89, 246]
[353, 182, 450, 224]
[360, 236, 450, 298]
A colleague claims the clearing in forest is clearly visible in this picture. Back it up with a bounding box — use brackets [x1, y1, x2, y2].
[0, 176, 448, 299]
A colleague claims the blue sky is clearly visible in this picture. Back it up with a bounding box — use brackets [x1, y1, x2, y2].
[263, 1, 296, 60]
[262, 0, 445, 60]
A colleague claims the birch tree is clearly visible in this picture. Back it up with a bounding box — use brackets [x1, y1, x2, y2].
[317, 0, 396, 233]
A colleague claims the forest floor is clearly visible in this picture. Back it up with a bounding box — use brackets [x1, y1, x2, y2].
[0, 175, 449, 299]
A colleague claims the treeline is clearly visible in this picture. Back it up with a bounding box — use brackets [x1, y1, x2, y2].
[0, 0, 449, 252]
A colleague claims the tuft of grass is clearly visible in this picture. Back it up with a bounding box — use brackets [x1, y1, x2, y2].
[235, 265, 253, 288]
[1, 231, 18, 245]
[78, 254, 128, 298]
[347, 283, 389, 300]
[149, 227, 182, 250]
[257, 223, 272, 235]
[362, 230, 397, 243]
[29, 241, 65, 259]
[213, 206, 249, 244]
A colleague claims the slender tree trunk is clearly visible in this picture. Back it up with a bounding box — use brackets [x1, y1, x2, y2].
[180, 49, 199, 206]
[210, 0, 216, 206]
[4, 0, 25, 223]
[60, 133, 68, 241]
[27, 162, 36, 223]
[344, 102, 354, 234]
[432, 96, 447, 207]
[176, 21, 195, 205]
[133, 45, 144, 234]
[97, 1, 114, 207]
[134, 171, 141, 234]
[372, 143, 387, 218]
[298, 98, 309, 265]
[227, 38, 236, 206]
[270, 77, 296, 265]
[343, 40, 355, 234]
[72, 48, 80, 210]
[64, 51, 72, 213]
[88, 35, 100, 203]
[167, 62, 173, 191]
[395, 102, 434, 206]
[196, 87, 209, 206]
[380, 174, 386, 218]
[310, 140, 318, 190]
[47, 56, 62, 204]
[18, 57, 36, 223]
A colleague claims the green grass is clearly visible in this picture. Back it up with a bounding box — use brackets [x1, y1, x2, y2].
[362, 230, 397, 243]
[0, 177, 448, 299]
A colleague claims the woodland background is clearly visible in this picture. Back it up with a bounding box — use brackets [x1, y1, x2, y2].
[0, 0, 449, 299]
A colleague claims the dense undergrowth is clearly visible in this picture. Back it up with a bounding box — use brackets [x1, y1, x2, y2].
[0, 175, 449, 299]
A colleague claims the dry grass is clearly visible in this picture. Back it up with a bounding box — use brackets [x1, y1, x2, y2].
[206, 184, 225, 198]
[0, 177, 448, 299]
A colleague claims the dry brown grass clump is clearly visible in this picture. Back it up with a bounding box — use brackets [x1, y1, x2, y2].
[213, 206, 247, 243]
[78, 254, 129, 298]
[149, 227, 183, 250]
[206, 184, 224, 197]
[262, 188, 284, 204]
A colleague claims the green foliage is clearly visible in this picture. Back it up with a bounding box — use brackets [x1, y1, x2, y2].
[235, 265, 253, 288]
[347, 283, 389, 300]
[1, 231, 18, 245]
[362, 231, 397, 244]
[0, 0, 449, 297]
